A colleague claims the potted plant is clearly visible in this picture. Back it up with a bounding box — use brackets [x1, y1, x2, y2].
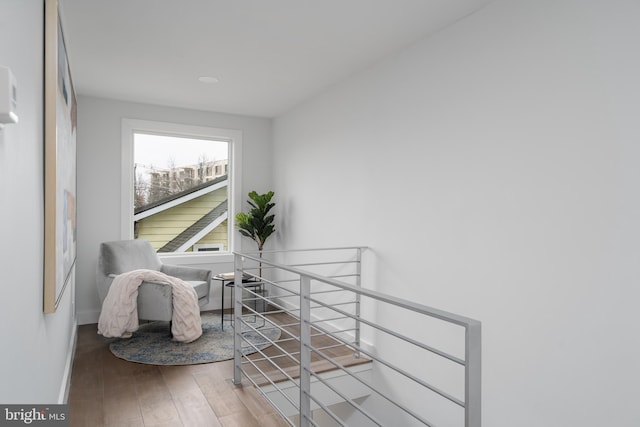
[235, 190, 276, 276]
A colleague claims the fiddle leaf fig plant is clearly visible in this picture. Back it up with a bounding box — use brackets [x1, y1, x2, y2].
[235, 190, 276, 252]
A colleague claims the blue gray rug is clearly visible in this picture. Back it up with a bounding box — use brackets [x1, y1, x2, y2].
[109, 312, 280, 365]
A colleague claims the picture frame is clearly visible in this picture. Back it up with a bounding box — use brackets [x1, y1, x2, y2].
[44, 0, 77, 313]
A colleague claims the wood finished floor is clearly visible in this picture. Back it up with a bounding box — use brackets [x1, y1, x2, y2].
[68, 311, 368, 427]
[69, 314, 290, 427]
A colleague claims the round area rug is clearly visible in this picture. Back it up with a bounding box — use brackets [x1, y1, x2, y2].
[109, 312, 279, 365]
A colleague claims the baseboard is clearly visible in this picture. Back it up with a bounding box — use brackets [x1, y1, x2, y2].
[58, 318, 78, 404]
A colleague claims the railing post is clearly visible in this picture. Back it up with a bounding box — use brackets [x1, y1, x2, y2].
[233, 254, 244, 385]
[465, 321, 482, 427]
[354, 248, 362, 357]
[299, 275, 312, 426]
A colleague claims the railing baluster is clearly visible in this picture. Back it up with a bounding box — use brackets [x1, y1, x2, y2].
[465, 321, 482, 427]
[299, 275, 312, 427]
[354, 247, 362, 358]
[233, 253, 243, 385]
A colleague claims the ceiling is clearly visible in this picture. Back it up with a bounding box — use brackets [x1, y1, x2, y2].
[60, 0, 493, 118]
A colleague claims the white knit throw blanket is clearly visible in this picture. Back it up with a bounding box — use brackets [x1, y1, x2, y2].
[98, 269, 203, 343]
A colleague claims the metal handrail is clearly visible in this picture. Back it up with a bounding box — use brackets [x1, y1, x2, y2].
[232, 247, 481, 427]
[236, 250, 478, 327]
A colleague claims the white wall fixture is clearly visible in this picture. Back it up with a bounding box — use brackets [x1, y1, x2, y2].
[0, 65, 18, 128]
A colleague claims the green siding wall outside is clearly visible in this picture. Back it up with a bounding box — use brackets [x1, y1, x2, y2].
[136, 187, 228, 251]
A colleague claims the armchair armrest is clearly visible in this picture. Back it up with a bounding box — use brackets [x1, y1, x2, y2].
[161, 264, 212, 282]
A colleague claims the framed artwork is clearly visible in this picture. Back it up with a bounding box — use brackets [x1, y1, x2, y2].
[44, 0, 77, 313]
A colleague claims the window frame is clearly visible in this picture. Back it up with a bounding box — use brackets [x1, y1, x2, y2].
[121, 118, 242, 263]
[193, 243, 225, 252]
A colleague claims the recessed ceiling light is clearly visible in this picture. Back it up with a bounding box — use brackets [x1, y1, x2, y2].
[198, 76, 219, 84]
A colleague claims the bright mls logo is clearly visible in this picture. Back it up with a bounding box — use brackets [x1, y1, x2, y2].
[1, 405, 68, 426]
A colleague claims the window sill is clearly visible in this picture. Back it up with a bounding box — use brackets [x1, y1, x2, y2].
[158, 252, 234, 265]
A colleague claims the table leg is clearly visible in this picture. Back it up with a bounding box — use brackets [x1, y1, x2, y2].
[221, 280, 225, 329]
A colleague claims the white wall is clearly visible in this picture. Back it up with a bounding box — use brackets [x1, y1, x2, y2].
[75, 96, 273, 323]
[273, 0, 640, 425]
[0, 0, 76, 403]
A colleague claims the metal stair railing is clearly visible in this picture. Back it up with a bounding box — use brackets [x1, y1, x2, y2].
[232, 247, 481, 427]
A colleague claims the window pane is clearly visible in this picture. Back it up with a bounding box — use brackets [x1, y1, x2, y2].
[133, 133, 230, 253]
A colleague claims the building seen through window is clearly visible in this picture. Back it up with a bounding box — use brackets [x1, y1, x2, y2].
[132, 133, 230, 253]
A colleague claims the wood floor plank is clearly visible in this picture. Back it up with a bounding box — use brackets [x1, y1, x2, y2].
[138, 394, 182, 426]
[160, 366, 223, 427]
[218, 410, 260, 427]
[159, 365, 201, 392]
[104, 418, 145, 427]
[194, 374, 249, 418]
[135, 368, 173, 402]
[232, 386, 292, 426]
[172, 388, 222, 427]
[102, 387, 143, 425]
[69, 398, 104, 427]
[259, 413, 294, 427]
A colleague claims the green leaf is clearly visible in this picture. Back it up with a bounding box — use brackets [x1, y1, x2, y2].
[234, 190, 277, 250]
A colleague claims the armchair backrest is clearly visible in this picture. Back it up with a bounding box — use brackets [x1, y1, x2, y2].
[97, 239, 162, 302]
[99, 239, 162, 273]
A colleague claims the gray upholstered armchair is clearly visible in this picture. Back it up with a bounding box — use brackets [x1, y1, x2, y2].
[97, 239, 211, 322]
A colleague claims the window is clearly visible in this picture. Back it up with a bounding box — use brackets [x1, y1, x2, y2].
[122, 119, 242, 259]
